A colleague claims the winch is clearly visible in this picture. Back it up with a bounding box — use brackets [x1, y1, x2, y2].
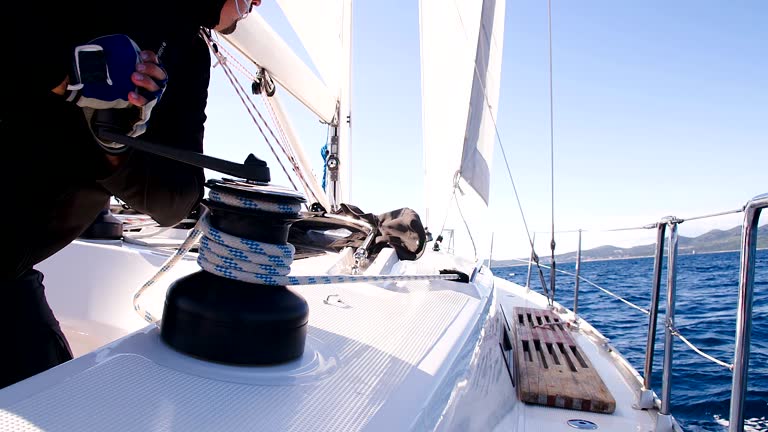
[95, 128, 311, 365]
[161, 176, 309, 365]
[93, 126, 458, 366]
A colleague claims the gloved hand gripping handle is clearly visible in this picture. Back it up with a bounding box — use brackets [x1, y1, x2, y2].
[96, 130, 271, 183]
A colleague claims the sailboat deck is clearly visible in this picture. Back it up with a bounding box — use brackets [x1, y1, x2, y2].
[0, 277, 481, 431]
[1, 246, 508, 432]
[1, 238, 665, 431]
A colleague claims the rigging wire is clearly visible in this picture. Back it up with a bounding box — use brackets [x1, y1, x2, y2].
[439, 188, 458, 236]
[436, 172, 480, 257]
[546, 0, 556, 306]
[454, 194, 478, 260]
[207, 39, 294, 161]
[678, 207, 745, 223]
[202, 32, 298, 190]
[202, 31, 324, 207]
[530, 206, 746, 236]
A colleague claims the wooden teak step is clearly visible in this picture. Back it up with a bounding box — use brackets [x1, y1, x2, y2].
[511, 306, 616, 414]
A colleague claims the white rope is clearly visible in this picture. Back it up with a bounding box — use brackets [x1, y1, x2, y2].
[195, 193, 458, 285]
[672, 327, 733, 370]
[133, 219, 204, 324]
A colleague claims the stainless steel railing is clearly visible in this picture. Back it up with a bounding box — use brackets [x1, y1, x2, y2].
[638, 195, 766, 432]
[729, 193, 768, 432]
[522, 192, 765, 432]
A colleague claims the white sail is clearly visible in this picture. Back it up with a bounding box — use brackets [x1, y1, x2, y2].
[460, 0, 503, 204]
[275, 0, 346, 95]
[419, 0, 505, 258]
[224, 11, 338, 124]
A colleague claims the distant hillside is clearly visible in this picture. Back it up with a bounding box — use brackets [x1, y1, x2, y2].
[491, 223, 768, 267]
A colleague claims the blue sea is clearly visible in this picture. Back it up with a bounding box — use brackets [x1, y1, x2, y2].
[494, 250, 768, 431]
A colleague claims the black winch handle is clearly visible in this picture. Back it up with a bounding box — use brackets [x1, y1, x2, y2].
[97, 130, 271, 183]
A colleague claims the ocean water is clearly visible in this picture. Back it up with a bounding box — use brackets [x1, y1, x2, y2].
[494, 250, 768, 431]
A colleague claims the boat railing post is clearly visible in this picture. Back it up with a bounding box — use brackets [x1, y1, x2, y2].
[573, 229, 582, 319]
[729, 193, 768, 432]
[656, 217, 680, 432]
[636, 220, 668, 410]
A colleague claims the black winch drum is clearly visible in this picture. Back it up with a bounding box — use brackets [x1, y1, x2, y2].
[160, 178, 309, 365]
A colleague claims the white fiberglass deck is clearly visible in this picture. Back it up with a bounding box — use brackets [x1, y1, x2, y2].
[1, 281, 477, 431]
[0, 239, 669, 431]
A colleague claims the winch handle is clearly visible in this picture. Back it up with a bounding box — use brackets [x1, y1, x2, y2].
[97, 130, 271, 183]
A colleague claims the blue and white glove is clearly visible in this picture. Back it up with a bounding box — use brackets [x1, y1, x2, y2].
[66, 34, 166, 152]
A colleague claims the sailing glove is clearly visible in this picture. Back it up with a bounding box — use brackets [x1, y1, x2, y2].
[66, 34, 167, 153]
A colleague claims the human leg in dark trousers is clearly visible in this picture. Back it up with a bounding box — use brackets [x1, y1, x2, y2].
[0, 269, 73, 390]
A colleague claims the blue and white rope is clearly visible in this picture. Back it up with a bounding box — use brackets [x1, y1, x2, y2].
[208, 189, 302, 214]
[196, 212, 459, 285]
[133, 189, 459, 324]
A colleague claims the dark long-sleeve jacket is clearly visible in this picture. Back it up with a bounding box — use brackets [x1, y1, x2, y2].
[0, 1, 226, 279]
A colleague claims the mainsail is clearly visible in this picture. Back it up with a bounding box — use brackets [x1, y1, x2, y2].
[419, 0, 505, 258]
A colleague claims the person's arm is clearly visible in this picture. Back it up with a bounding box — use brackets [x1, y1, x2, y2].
[99, 34, 209, 226]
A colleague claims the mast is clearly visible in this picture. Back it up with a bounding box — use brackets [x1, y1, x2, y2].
[326, 115, 342, 211]
[326, 0, 353, 211]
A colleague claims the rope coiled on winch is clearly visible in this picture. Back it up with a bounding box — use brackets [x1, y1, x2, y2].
[198, 191, 457, 285]
[133, 187, 459, 323]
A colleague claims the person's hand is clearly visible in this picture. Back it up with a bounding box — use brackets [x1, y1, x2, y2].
[129, 50, 168, 108]
[67, 34, 168, 152]
[102, 52, 165, 170]
[53, 50, 167, 106]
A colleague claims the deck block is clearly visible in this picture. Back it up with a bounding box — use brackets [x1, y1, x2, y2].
[511, 307, 616, 414]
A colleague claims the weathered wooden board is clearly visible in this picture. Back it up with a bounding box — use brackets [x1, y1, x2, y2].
[511, 307, 616, 414]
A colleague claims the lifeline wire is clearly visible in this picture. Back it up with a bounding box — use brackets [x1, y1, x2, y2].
[506, 257, 734, 370]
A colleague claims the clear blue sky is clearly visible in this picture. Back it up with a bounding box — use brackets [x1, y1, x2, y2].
[202, 1, 767, 259]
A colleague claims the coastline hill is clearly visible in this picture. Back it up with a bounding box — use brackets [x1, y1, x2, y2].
[491, 223, 768, 267]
